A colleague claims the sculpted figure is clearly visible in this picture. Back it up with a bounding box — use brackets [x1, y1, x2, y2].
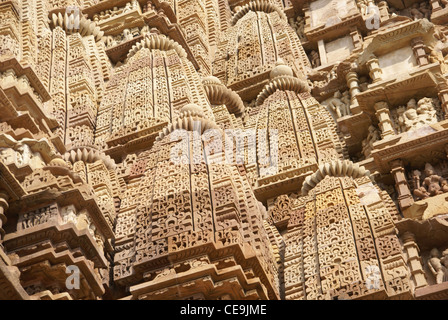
[341, 90, 350, 106]
[323, 91, 350, 118]
[141, 25, 150, 36]
[0, 148, 15, 164]
[123, 28, 133, 41]
[419, 2, 431, 19]
[94, 230, 104, 250]
[414, 163, 447, 199]
[395, 106, 407, 133]
[416, 97, 437, 125]
[362, 125, 380, 157]
[89, 223, 96, 237]
[104, 35, 117, 47]
[403, 99, 422, 131]
[14, 143, 33, 166]
[22, 213, 30, 229]
[323, 91, 343, 118]
[62, 206, 77, 224]
[441, 178, 448, 193]
[289, 17, 294, 28]
[410, 3, 424, 20]
[428, 248, 448, 284]
[442, 249, 448, 269]
[295, 16, 305, 40]
[400, 97, 438, 132]
[309, 50, 320, 68]
[424, 163, 444, 196]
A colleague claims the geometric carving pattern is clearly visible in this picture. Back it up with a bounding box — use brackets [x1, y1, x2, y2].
[0, 0, 443, 302]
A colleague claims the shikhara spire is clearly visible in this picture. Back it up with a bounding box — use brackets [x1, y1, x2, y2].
[0, 0, 447, 300]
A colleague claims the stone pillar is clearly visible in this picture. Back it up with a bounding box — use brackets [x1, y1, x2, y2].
[317, 39, 327, 66]
[346, 71, 361, 105]
[411, 37, 428, 66]
[378, 1, 389, 21]
[303, 3, 311, 31]
[402, 231, 428, 289]
[374, 101, 395, 139]
[349, 28, 362, 50]
[367, 55, 382, 83]
[438, 89, 448, 119]
[390, 159, 414, 210]
[0, 191, 9, 244]
[431, 0, 442, 12]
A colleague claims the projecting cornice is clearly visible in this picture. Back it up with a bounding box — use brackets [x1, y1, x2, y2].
[64, 146, 117, 170]
[49, 12, 104, 42]
[126, 33, 187, 61]
[301, 160, 372, 195]
[255, 59, 309, 106]
[0, 161, 26, 201]
[155, 104, 220, 142]
[155, 117, 220, 142]
[256, 75, 309, 106]
[358, 19, 436, 66]
[231, 0, 287, 25]
[202, 76, 245, 115]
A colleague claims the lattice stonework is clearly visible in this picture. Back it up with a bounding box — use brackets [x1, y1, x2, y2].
[0, 0, 447, 301]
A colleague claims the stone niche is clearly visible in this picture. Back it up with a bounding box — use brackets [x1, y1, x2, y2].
[309, 0, 358, 28]
[378, 46, 418, 80]
[404, 160, 448, 220]
[325, 36, 355, 64]
[421, 246, 448, 286]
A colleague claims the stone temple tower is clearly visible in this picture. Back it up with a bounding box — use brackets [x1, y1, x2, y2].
[1, 0, 448, 301]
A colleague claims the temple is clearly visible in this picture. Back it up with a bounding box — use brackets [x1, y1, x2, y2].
[1, 0, 448, 300]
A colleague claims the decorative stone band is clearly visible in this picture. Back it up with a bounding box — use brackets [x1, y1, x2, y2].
[49, 12, 104, 42]
[126, 34, 187, 62]
[231, 0, 287, 26]
[64, 146, 116, 170]
[301, 160, 373, 195]
[202, 76, 245, 115]
[256, 75, 309, 106]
